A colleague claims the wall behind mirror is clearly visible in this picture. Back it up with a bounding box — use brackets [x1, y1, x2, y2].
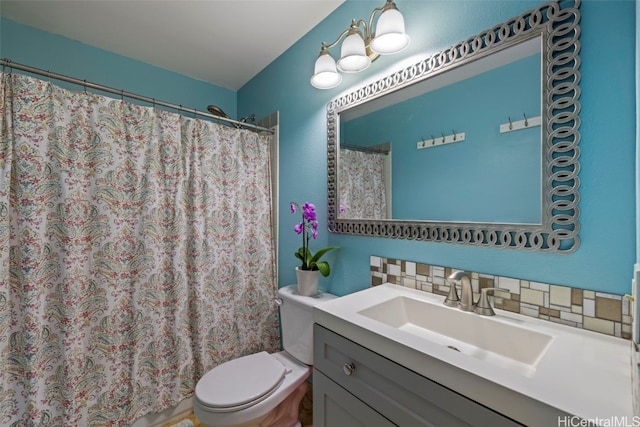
[339, 40, 542, 223]
[327, 0, 581, 253]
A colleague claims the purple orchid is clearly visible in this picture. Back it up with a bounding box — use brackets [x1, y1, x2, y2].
[290, 201, 339, 277]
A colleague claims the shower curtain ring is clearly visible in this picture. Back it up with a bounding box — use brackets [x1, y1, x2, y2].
[5, 60, 13, 76]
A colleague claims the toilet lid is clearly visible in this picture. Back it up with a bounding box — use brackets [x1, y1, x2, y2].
[195, 351, 286, 410]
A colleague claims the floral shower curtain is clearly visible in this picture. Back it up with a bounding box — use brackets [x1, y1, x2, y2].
[0, 72, 280, 426]
[338, 148, 388, 219]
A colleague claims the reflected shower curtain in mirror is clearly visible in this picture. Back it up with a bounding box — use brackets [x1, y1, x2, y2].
[338, 148, 388, 219]
[0, 72, 279, 426]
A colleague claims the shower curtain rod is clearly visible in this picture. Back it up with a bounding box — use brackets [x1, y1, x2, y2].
[341, 143, 390, 154]
[0, 58, 273, 134]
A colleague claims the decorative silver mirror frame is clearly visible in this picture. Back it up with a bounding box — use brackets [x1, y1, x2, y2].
[327, 0, 581, 253]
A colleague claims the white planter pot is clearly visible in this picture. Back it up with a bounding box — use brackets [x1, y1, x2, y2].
[296, 267, 319, 296]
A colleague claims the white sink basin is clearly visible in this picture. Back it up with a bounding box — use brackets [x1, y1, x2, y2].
[358, 295, 553, 376]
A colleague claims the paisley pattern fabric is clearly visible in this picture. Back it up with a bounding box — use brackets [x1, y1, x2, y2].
[338, 148, 388, 219]
[0, 72, 280, 426]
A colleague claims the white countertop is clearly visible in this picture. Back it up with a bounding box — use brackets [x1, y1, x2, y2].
[313, 283, 635, 427]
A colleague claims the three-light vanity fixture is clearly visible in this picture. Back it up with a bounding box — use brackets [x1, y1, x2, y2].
[310, 0, 410, 89]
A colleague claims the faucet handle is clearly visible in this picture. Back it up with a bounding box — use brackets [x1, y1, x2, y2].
[474, 287, 509, 316]
[444, 281, 460, 307]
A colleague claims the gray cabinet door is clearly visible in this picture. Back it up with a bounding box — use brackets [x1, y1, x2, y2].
[314, 324, 523, 427]
[314, 369, 397, 427]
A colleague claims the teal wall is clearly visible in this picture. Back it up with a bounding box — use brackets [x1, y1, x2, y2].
[0, 18, 237, 118]
[1, 1, 636, 297]
[238, 0, 636, 296]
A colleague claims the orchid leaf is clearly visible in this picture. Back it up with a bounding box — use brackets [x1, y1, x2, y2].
[309, 246, 339, 265]
[315, 261, 331, 277]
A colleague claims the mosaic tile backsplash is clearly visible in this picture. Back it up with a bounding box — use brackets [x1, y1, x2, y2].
[370, 256, 632, 340]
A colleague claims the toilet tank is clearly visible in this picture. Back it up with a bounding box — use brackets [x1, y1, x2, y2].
[278, 284, 336, 365]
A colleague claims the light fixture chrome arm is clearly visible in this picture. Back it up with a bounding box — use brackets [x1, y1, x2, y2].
[367, 8, 383, 33]
[321, 27, 353, 51]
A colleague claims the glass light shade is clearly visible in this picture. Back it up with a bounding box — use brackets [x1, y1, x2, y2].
[370, 8, 410, 54]
[337, 32, 371, 73]
[310, 53, 342, 89]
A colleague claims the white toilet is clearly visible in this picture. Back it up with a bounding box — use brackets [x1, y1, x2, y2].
[194, 285, 336, 427]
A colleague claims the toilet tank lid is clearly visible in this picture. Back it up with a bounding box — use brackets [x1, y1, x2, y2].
[278, 285, 337, 307]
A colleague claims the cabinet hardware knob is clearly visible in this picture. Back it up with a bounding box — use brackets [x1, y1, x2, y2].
[343, 362, 355, 376]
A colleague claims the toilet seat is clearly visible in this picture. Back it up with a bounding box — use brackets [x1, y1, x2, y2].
[195, 351, 287, 412]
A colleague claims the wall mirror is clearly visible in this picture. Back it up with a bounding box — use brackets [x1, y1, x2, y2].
[327, 0, 581, 253]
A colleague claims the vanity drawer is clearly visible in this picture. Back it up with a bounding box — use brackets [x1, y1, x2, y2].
[314, 369, 396, 427]
[314, 324, 523, 427]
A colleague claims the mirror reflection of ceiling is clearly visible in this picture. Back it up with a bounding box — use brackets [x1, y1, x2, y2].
[340, 37, 540, 122]
[338, 36, 542, 224]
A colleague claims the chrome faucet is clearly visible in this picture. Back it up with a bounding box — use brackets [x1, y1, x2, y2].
[445, 270, 508, 316]
[447, 271, 475, 312]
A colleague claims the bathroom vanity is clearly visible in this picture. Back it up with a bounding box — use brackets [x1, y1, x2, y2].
[313, 324, 524, 426]
[312, 283, 634, 427]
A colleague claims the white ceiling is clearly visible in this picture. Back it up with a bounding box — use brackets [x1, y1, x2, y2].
[1, 0, 345, 91]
